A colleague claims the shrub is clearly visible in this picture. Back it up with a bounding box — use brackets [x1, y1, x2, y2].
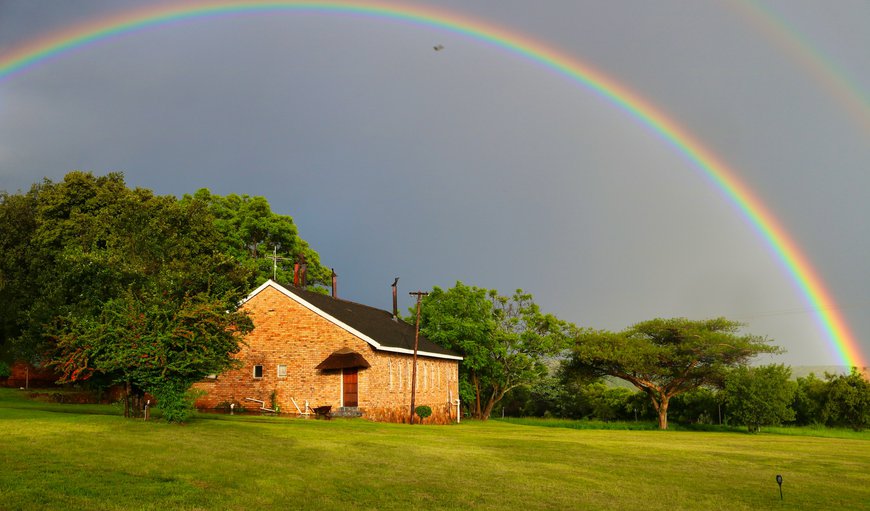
[0, 361, 10, 379]
[151, 382, 203, 423]
[415, 405, 432, 422]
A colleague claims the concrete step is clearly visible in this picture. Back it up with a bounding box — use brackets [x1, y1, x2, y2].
[333, 406, 362, 418]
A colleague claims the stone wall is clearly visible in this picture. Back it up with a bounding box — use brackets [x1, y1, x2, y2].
[193, 285, 460, 423]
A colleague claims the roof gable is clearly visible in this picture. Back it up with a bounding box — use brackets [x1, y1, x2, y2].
[245, 280, 462, 361]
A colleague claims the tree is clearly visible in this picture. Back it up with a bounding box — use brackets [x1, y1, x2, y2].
[2, 172, 150, 364]
[2, 172, 334, 420]
[0, 185, 41, 362]
[50, 290, 252, 422]
[187, 189, 329, 289]
[0, 173, 262, 419]
[420, 282, 568, 420]
[565, 318, 780, 429]
[792, 372, 827, 426]
[577, 382, 636, 421]
[820, 368, 870, 431]
[724, 364, 796, 432]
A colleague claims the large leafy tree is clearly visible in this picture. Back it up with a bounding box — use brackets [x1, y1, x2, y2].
[0, 186, 41, 361]
[1, 173, 331, 420]
[565, 318, 780, 429]
[420, 282, 568, 420]
[724, 364, 796, 432]
[2, 173, 252, 360]
[51, 291, 252, 422]
[1, 172, 330, 421]
[186, 189, 329, 289]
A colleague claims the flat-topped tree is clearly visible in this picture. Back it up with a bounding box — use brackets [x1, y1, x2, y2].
[565, 317, 781, 429]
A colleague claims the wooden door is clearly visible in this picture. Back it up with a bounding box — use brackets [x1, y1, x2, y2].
[343, 368, 358, 407]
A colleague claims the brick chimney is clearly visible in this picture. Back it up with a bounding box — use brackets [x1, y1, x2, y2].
[331, 269, 338, 298]
[294, 254, 307, 288]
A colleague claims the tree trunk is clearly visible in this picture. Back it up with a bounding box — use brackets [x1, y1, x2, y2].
[472, 372, 483, 420]
[480, 385, 509, 421]
[481, 393, 496, 421]
[124, 381, 131, 418]
[657, 396, 670, 430]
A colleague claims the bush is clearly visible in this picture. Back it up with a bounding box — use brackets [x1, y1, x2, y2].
[151, 382, 202, 423]
[0, 361, 10, 379]
[415, 405, 432, 422]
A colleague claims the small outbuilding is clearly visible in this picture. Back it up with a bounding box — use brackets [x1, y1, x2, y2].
[194, 280, 462, 423]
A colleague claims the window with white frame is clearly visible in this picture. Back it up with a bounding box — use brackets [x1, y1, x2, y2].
[277, 364, 287, 378]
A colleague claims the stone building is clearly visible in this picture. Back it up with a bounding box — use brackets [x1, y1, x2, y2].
[194, 280, 462, 423]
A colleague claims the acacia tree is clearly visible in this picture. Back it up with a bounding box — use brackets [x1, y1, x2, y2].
[420, 282, 568, 420]
[565, 318, 780, 429]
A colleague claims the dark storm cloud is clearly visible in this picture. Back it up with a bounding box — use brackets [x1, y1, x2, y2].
[1, 0, 868, 365]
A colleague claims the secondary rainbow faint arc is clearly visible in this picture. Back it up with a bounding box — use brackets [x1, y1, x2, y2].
[733, 0, 870, 136]
[0, 1, 864, 368]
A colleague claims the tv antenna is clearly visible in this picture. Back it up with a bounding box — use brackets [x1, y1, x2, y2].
[267, 246, 293, 281]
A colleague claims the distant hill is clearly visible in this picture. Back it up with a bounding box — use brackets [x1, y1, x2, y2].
[789, 366, 851, 379]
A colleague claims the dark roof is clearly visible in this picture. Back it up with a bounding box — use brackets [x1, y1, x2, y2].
[270, 282, 460, 360]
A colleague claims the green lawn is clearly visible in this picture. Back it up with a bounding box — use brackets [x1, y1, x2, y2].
[1, 388, 868, 510]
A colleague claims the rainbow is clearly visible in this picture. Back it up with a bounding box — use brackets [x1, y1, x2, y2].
[733, 0, 870, 136]
[0, 1, 864, 368]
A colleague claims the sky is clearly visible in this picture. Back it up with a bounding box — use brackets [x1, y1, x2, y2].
[1, 1, 868, 367]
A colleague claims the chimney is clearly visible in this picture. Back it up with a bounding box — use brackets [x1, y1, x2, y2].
[331, 269, 338, 298]
[301, 263, 307, 289]
[294, 254, 307, 288]
[391, 277, 399, 320]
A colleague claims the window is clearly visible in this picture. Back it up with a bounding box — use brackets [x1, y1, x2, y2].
[253, 365, 263, 378]
[388, 359, 393, 391]
[277, 364, 287, 378]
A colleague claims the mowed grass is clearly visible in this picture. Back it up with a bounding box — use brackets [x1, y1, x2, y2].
[1, 389, 868, 510]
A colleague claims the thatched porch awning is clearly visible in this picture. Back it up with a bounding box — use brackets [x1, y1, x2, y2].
[315, 348, 371, 371]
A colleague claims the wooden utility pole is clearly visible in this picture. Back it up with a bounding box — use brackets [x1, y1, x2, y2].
[408, 291, 428, 424]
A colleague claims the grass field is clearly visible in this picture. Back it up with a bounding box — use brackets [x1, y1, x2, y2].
[1, 388, 868, 510]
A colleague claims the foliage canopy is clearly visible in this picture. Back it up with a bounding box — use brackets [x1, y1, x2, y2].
[724, 364, 796, 432]
[0, 172, 324, 421]
[420, 281, 568, 420]
[565, 317, 780, 429]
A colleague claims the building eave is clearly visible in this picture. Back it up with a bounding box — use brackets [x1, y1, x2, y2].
[245, 280, 463, 361]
